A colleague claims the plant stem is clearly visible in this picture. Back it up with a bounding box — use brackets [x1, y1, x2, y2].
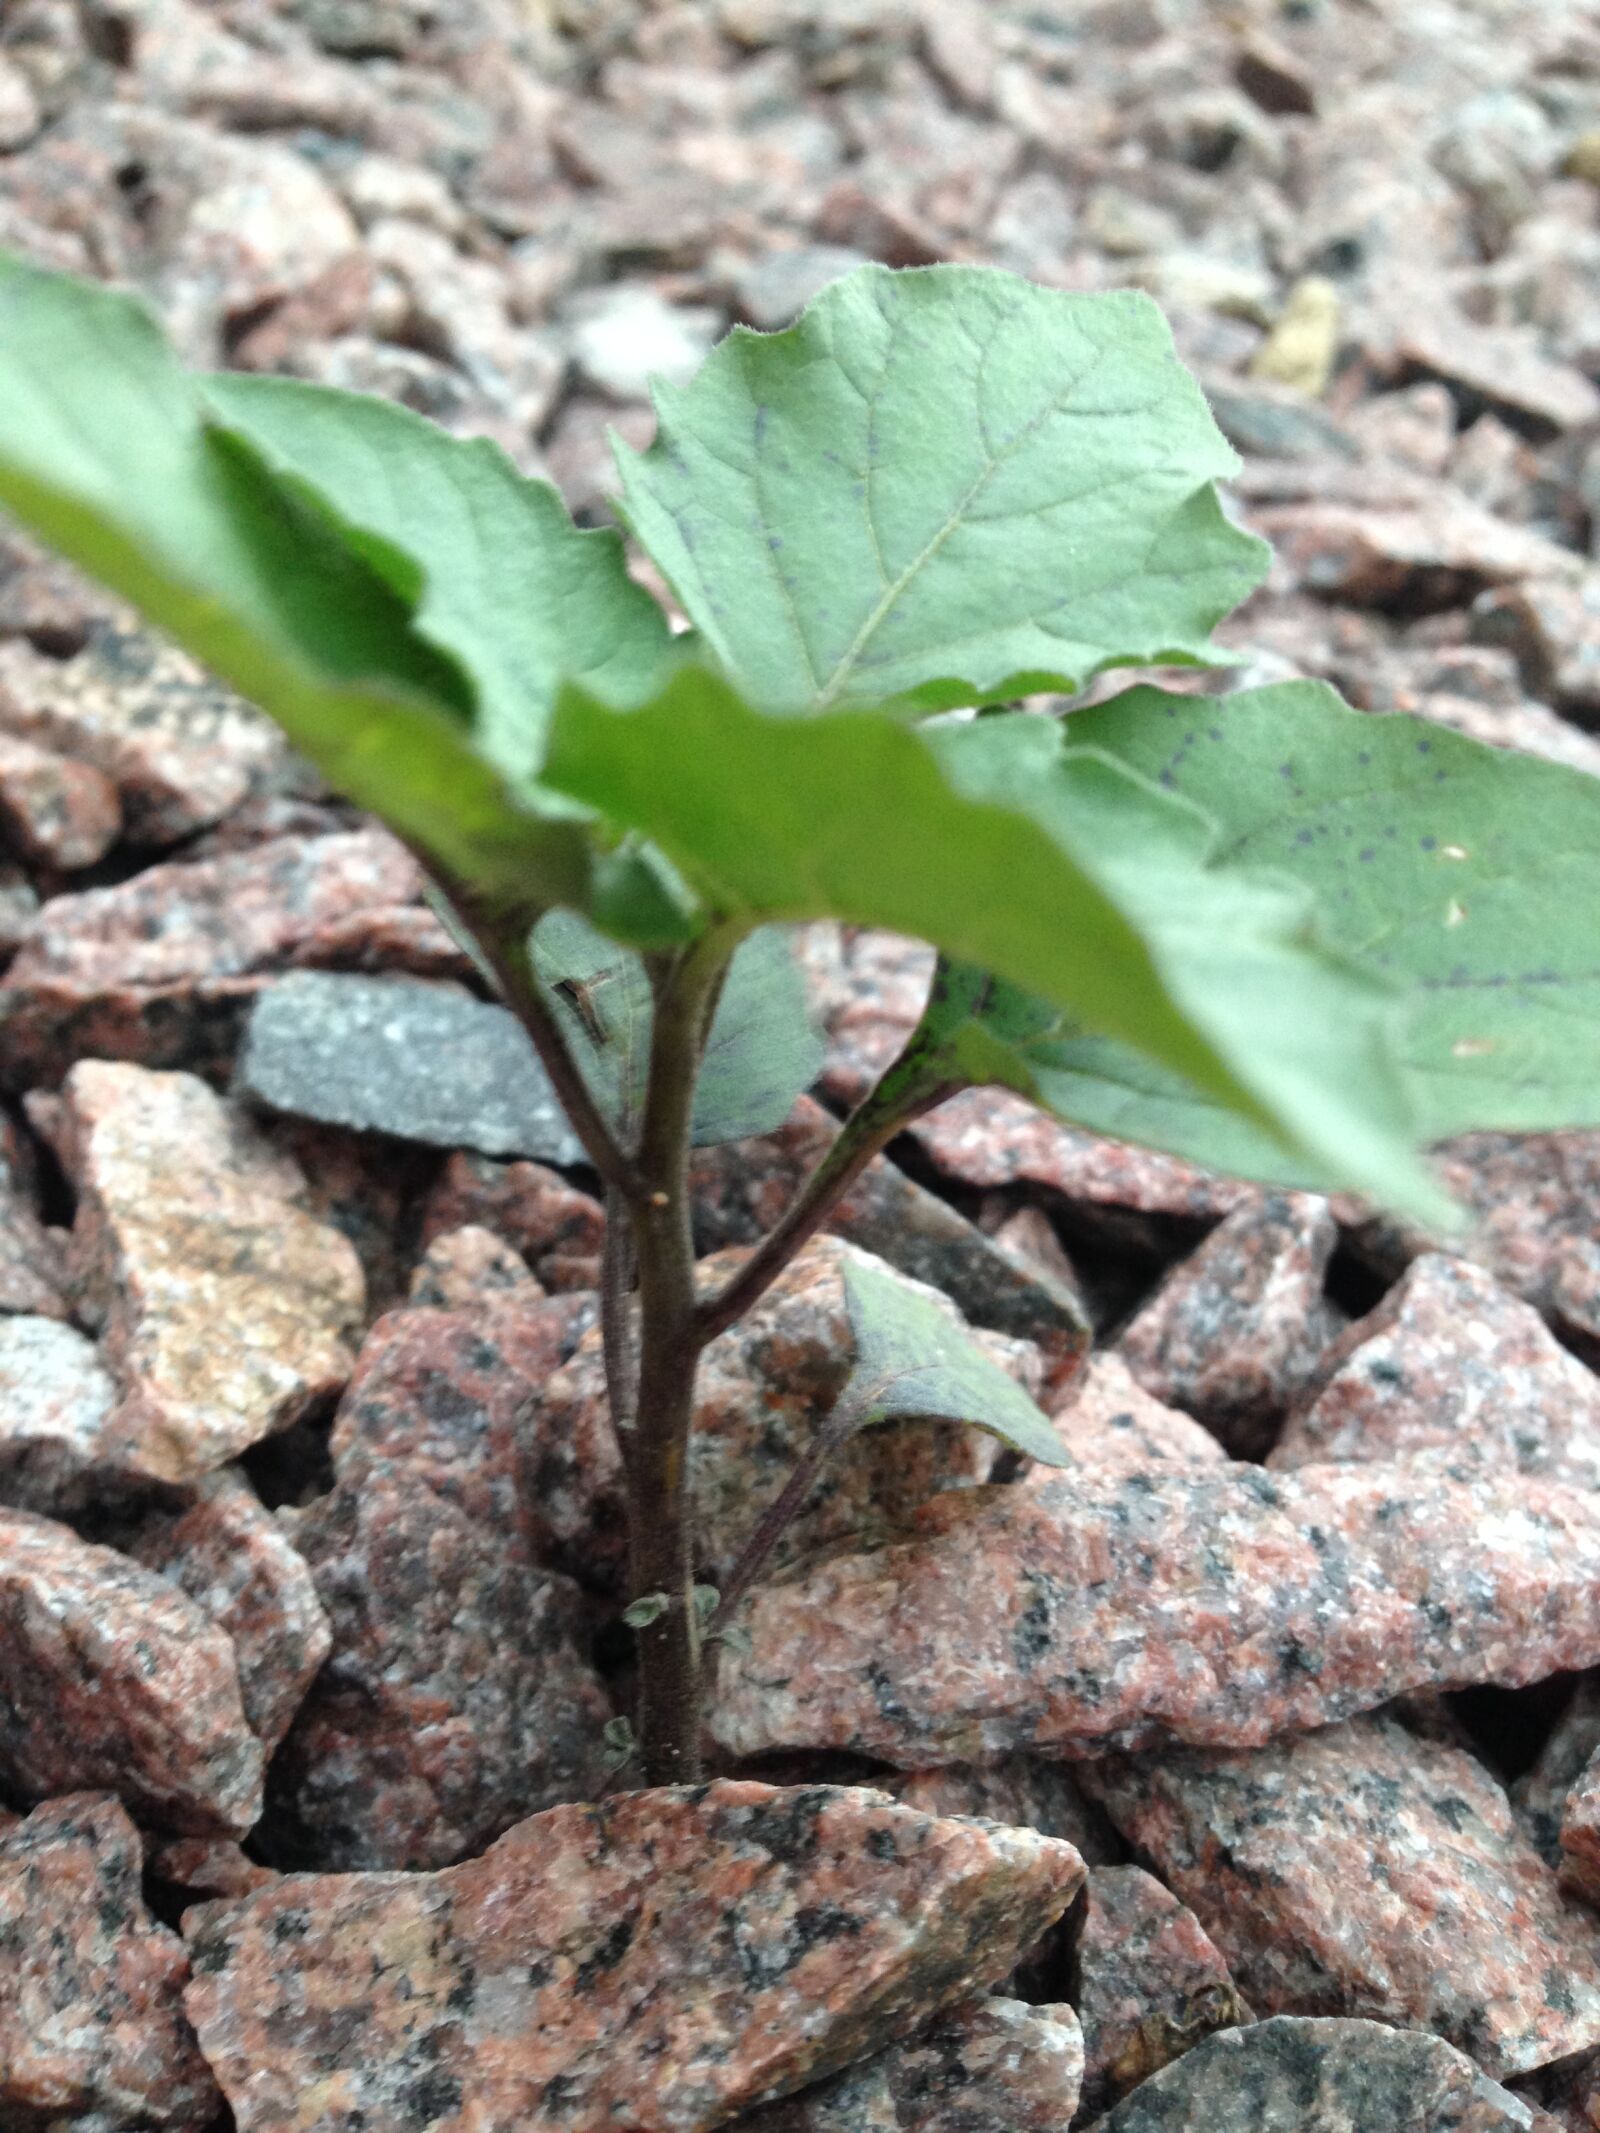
[600, 1181, 639, 1458]
[707, 1395, 865, 1639]
[624, 930, 734, 1785]
[694, 1071, 957, 1348]
[437, 882, 645, 1205]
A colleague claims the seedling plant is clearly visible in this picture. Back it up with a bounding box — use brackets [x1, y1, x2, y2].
[3, 256, 1600, 1784]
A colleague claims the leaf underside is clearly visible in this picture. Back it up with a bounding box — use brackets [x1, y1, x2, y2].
[839, 1251, 1069, 1465]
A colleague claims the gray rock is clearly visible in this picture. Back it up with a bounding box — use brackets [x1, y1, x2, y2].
[735, 246, 870, 329]
[1097, 2017, 1533, 2132]
[0, 1314, 124, 1514]
[236, 971, 583, 1164]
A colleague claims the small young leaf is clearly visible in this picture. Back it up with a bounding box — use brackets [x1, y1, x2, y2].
[544, 665, 1447, 1220]
[691, 1584, 721, 1624]
[601, 1714, 638, 1772]
[615, 265, 1266, 712]
[622, 1592, 671, 1629]
[1068, 680, 1600, 1141]
[529, 910, 823, 1148]
[0, 254, 595, 911]
[838, 1253, 1067, 1464]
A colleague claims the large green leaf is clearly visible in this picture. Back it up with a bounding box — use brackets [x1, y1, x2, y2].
[529, 910, 823, 1148]
[543, 664, 1448, 1219]
[614, 265, 1266, 714]
[203, 372, 672, 785]
[838, 1252, 1068, 1466]
[1069, 679, 1600, 1138]
[0, 253, 599, 907]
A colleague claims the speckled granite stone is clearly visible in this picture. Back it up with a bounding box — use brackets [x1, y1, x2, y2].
[0, 726, 120, 867]
[1515, 1677, 1600, 1866]
[1118, 1193, 1339, 1455]
[1344, 1132, 1600, 1353]
[0, 627, 286, 844]
[1274, 1254, 1600, 1485]
[886, 1757, 1118, 1867]
[734, 1996, 1084, 2133]
[1049, 1353, 1228, 1474]
[0, 1506, 261, 1832]
[1076, 1865, 1251, 2121]
[689, 1095, 1090, 1397]
[0, 1792, 222, 2132]
[1559, 1747, 1600, 1906]
[0, 1177, 68, 1318]
[1081, 1716, 1600, 2079]
[408, 1223, 545, 1309]
[0, 827, 432, 1087]
[149, 1835, 280, 1900]
[1095, 2017, 1534, 2132]
[56, 1061, 365, 1483]
[804, 927, 1248, 1221]
[268, 1300, 611, 1868]
[536, 1235, 1026, 1593]
[0, 1310, 124, 1512]
[418, 1151, 604, 1291]
[712, 1462, 1600, 1766]
[184, 1781, 1087, 2133]
[131, 1470, 331, 1755]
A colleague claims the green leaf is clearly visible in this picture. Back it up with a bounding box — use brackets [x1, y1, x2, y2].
[530, 909, 823, 1148]
[1067, 679, 1600, 1140]
[838, 1252, 1067, 1464]
[622, 1592, 670, 1629]
[0, 253, 598, 908]
[900, 957, 1339, 1188]
[544, 664, 1449, 1220]
[203, 371, 672, 787]
[614, 264, 1266, 713]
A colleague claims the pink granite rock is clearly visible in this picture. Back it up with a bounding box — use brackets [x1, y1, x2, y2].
[0, 1178, 69, 1318]
[689, 1095, 1090, 1395]
[886, 1757, 1117, 1867]
[734, 1996, 1084, 2133]
[0, 1311, 124, 1512]
[1273, 1254, 1600, 1486]
[535, 1235, 1026, 1593]
[132, 1470, 331, 1755]
[1559, 1747, 1600, 1907]
[0, 1793, 222, 2132]
[408, 1223, 546, 1310]
[1095, 2017, 1535, 2133]
[0, 628, 285, 843]
[712, 1461, 1600, 1766]
[1344, 1133, 1600, 1353]
[0, 827, 433, 1087]
[0, 1505, 262, 1832]
[184, 1781, 1086, 2133]
[1118, 1194, 1339, 1456]
[1388, 315, 1600, 439]
[1049, 1353, 1228, 1474]
[1082, 1716, 1600, 2080]
[0, 726, 120, 867]
[418, 1150, 605, 1291]
[1076, 1865, 1252, 2121]
[1515, 1676, 1600, 1867]
[269, 1299, 611, 1868]
[1474, 575, 1600, 724]
[57, 1061, 365, 1482]
[148, 1836, 280, 1901]
[1251, 492, 1583, 612]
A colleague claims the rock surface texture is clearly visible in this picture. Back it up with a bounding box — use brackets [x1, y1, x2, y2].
[1095, 2018, 1535, 2132]
[184, 1782, 1086, 2133]
[1081, 1717, 1600, 2080]
[714, 1463, 1600, 1764]
[54, 1059, 365, 1483]
[0, 1793, 222, 2132]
